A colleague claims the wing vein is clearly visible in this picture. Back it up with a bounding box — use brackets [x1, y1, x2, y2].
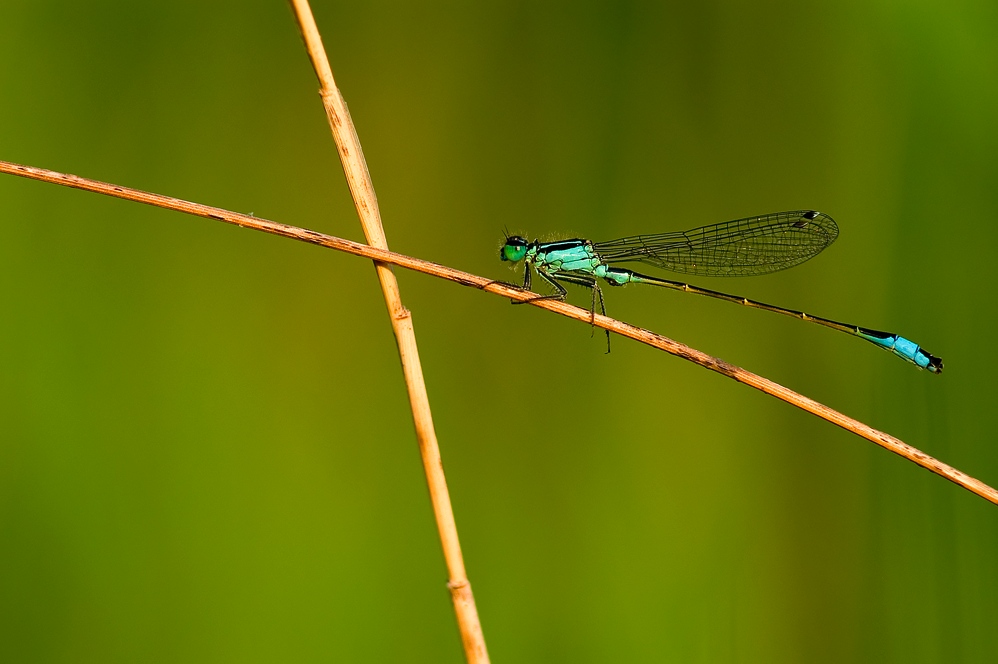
[594, 210, 839, 277]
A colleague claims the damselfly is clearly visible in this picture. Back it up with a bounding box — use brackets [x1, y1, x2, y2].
[498, 210, 942, 373]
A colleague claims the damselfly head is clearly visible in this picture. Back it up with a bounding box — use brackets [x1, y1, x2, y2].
[500, 236, 528, 262]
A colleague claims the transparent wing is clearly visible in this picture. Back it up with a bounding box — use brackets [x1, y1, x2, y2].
[594, 210, 839, 277]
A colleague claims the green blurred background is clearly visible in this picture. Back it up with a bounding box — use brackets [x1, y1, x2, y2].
[2, 0, 997, 661]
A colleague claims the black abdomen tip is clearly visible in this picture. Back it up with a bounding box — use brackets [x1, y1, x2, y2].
[927, 354, 944, 374]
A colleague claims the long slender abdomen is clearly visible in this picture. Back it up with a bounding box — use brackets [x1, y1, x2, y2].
[609, 268, 943, 373]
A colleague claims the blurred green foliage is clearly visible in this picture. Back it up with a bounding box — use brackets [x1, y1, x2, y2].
[2, 0, 997, 661]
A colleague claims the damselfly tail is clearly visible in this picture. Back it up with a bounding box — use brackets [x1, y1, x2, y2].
[625, 271, 943, 373]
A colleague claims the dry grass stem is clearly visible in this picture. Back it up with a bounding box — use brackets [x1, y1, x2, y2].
[285, 1, 489, 661]
[2, 159, 994, 509]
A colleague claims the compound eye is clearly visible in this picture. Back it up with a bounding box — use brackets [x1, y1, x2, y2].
[501, 237, 528, 262]
[501, 246, 522, 262]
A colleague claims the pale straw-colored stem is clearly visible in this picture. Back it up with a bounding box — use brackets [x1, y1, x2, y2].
[2, 159, 995, 509]
[284, 1, 489, 661]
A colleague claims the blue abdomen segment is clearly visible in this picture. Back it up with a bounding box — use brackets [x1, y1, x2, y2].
[858, 329, 943, 373]
[595, 265, 635, 285]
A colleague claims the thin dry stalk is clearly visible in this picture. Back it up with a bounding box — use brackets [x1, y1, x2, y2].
[286, 2, 488, 661]
[2, 159, 995, 508]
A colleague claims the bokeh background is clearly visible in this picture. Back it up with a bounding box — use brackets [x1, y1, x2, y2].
[2, 1, 997, 661]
